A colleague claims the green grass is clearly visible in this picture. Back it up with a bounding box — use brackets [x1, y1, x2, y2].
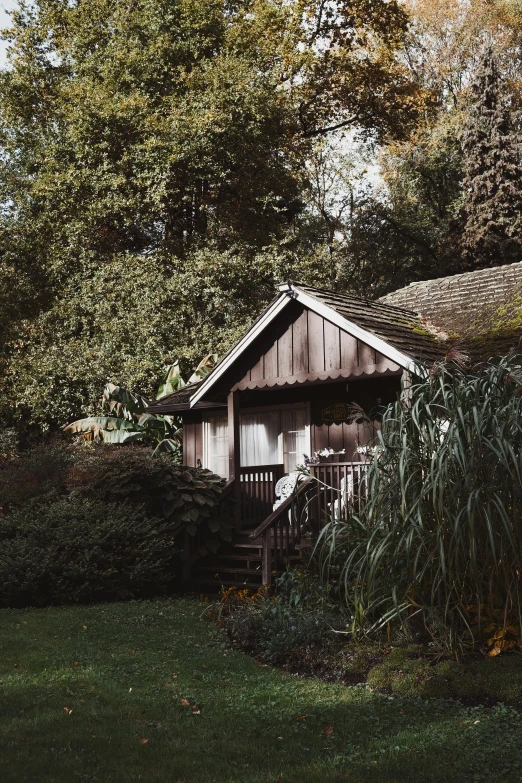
[1, 600, 522, 783]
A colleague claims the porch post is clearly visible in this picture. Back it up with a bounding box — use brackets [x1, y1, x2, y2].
[228, 389, 241, 529]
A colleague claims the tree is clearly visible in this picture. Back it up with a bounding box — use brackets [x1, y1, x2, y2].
[460, 46, 522, 269]
[0, 0, 430, 435]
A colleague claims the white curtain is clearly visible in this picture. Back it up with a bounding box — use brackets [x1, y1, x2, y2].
[240, 413, 279, 467]
[205, 415, 229, 478]
[205, 407, 308, 474]
[281, 408, 307, 471]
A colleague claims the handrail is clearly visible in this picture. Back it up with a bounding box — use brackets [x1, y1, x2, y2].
[239, 463, 284, 473]
[249, 476, 314, 539]
[220, 477, 235, 497]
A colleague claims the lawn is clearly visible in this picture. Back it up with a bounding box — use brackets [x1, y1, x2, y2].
[1, 599, 521, 783]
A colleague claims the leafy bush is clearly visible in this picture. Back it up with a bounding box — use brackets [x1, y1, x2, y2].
[0, 441, 73, 511]
[65, 445, 234, 554]
[214, 571, 353, 668]
[367, 647, 522, 702]
[0, 443, 234, 556]
[320, 355, 522, 652]
[0, 495, 176, 607]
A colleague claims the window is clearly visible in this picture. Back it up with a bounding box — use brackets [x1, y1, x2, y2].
[240, 412, 280, 467]
[204, 405, 309, 476]
[281, 408, 308, 472]
[204, 415, 229, 477]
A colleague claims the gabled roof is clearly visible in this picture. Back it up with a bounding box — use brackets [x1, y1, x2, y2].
[379, 262, 522, 361]
[294, 283, 444, 364]
[187, 282, 444, 409]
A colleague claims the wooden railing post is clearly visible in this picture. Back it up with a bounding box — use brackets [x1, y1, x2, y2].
[262, 532, 271, 586]
[228, 389, 241, 530]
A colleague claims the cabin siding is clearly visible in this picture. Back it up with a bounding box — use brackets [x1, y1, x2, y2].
[182, 412, 203, 468]
[235, 302, 396, 390]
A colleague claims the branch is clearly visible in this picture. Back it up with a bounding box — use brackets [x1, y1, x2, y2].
[303, 117, 358, 138]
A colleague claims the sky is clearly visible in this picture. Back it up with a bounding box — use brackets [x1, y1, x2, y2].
[0, 0, 17, 68]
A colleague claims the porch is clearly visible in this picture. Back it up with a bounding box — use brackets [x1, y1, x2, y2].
[183, 382, 383, 589]
[186, 458, 370, 590]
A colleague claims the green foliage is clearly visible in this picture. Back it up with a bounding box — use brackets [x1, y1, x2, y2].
[0, 441, 73, 511]
[367, 647, 522, 702]
[320, 355, 522, 651]
[0, 0, 428, 436]
[214, 570, 353, 668]
[0, 443, 233, 558]
[460, 46, 522, 269]
[0, 495, 176, 607]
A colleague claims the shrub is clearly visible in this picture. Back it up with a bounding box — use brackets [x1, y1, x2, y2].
[65, 445, 234, 554]
[320, 355, 522, 652]
[367, 647, 522, 702]
[0, 495, 176, 607]
[0, 441, 72, 512]
[0, 442, 233, 555]
[214, 571, 353, 668]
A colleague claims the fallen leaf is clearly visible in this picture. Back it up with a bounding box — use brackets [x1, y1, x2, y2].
[322, 726, 334, 736]
[171, 674, 178, 679]
[181, 698, 190, 707]
[82, 625, 87, 630]
[63, 707, 72, 716]
[139, 738, 148, 744]
[296, 714, 308, 721]
[192, 706, 201, 715]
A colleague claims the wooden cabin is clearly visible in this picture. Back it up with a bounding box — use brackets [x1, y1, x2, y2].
[148, 281, 446, 589]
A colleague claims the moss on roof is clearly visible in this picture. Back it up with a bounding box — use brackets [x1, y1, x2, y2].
[380, 263, 522, 362]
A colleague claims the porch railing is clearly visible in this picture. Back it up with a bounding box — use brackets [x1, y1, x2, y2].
[239, 463, 285, 528]
[309, 461, 370, 522]
[249, 476, 314, 585]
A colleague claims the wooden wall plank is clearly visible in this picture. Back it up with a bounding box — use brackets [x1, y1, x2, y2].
[250, 356, 263, 381]
[183, 420, 196, 467]
[195, 420, 203, 466]
[340, 331, 358, 369]
[328, 422, 344, 453]
[277, 326, 293, 378]
[357, 340, 376, 368]
[342, 421, 358, 461]
[312, 423, 329, 453]
[324, 320, 341, 371]
[292, 309, 308, 375]
[263, 341, 278, 378]
[308, 312, 325, 372]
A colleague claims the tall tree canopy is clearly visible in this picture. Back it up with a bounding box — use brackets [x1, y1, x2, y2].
[0, 0, 427, 434]
[460, 46, 522, 269]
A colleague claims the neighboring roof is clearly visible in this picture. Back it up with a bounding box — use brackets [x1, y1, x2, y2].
[147, 381, 203, 413]
[379, 263, 522, 361]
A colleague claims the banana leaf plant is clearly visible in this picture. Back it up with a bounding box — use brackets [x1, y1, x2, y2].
[64, 355, 217, 456]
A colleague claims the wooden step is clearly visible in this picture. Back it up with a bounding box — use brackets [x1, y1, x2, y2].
[198, 566, 261, 576]
[193, 577, 263, 588]
[217, 554, 262, 562]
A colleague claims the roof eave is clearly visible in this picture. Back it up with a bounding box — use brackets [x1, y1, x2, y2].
[189, 284, 427, 408]
[189, 292, 292, 407]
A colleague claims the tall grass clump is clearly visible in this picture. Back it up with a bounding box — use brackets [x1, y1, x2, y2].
[320, 355, 522, 652]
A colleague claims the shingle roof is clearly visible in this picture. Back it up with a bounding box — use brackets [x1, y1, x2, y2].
[296, 283, 445, 363]
[147, 381, 203, 413]
[378, 263, 522, 361]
